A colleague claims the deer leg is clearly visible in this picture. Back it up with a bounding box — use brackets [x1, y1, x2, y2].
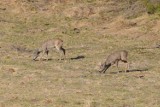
[99, 63, 106, 73]
[99, 65, 106, 73]
[102, 66, 108, 73]
[40, 48, 48, 61]
[60, 47, 66, 59]
[116, 61, 120, 73]
[99, 67, 105, 73]
[125, 62, 129, 73]
[45, 49, 49, 61]
[99, 69, 103, 73]
[33, 49, 41, 61]
[59, 50, 62, 60]
[122, 60, 128, 73]
[55, 46, 61, 60]
[63, 48, 66, 59]
[103, 64, 111, 73]
[60, 47, 66, 60]
[40, 50, 45, 61]
[56, 46, 65, 60]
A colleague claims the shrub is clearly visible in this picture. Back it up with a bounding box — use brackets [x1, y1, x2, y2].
[143, 0, 160, 14]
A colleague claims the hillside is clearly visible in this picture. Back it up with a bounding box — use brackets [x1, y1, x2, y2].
[0, 0, 160, 107]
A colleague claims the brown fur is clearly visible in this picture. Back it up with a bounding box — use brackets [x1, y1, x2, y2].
[33, 38, 65, 61]
[98, 50, 129, 73]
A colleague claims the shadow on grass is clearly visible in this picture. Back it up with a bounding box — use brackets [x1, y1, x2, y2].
[70, 55, 85, 60]
[33, 58, 66, 61]
[33, 55, 85, 61]
[110, 68, 149, 74]
[33, 58, 53, 61]
[127, 68, 149, 72]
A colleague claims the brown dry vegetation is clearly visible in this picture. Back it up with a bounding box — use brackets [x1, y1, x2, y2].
[0, 0, 160, 107]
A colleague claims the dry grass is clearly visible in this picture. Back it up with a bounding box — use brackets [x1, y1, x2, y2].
[0, 0, 160, 107]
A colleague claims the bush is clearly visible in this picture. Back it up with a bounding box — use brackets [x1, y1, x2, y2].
[146, 3, 155, 14]
[155, 4, 160, 15]
[143, 0, 160, 14]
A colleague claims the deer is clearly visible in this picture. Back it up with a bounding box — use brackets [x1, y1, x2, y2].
[98, 50, 129, 73]
[33, 38, 66, 61]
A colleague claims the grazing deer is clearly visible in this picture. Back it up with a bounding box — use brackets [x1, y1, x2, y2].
[33, 38, 65, 61]
[98, 50, 129, 73]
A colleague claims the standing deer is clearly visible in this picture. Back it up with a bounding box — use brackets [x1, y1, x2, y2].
[33, 38, 66, 61]
[98, 50, 129, 73]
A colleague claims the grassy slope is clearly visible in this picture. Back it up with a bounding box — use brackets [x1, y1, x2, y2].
[0, 0, 160, 107]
